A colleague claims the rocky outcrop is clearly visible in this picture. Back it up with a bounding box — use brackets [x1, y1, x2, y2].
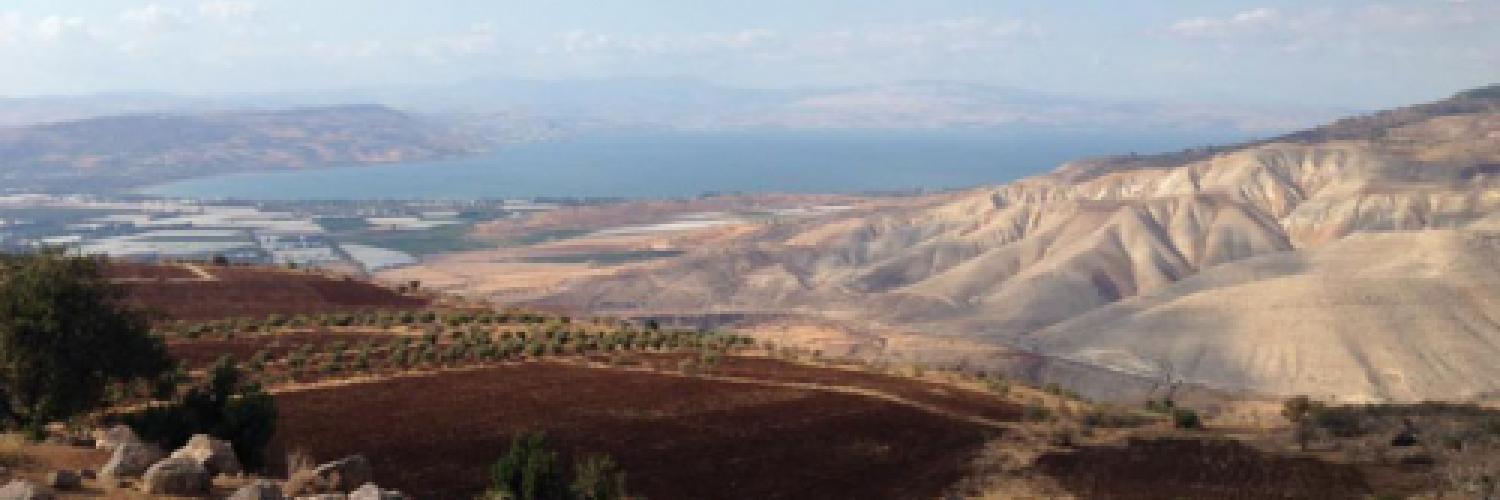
[139, 456, 211, 496]
[170, 434, 243, 476]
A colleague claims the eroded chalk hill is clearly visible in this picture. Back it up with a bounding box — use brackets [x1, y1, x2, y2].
[544, 84, 1500, 402]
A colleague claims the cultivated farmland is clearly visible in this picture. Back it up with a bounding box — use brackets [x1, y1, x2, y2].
[268, 359, 1001, 500]
[108, 263, 427, 320]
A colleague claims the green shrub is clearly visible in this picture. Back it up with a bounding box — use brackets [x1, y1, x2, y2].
[1145, 398, 1175, 414]
[353, 351, 371, 372]
[485, 433, 632, 500]
[984, 375, 1010, 396]
[490, 433, 567, 500]
[1023, 404, 1052, 422]
[287, 350, 308, 371]
[1172, 408, 1203, 429]
[122, 356, 277, 470]
[571, 453, 629, 500]
[389, 348, 410, 368]
[1082, 407, 1153, 428]
[1312, 408, 1366, 437]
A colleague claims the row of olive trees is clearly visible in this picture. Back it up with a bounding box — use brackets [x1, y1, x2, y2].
[253, 327, 750, 383]
[159, 308, 655, 339]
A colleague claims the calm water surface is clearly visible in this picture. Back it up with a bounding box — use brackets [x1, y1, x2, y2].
[142, 129, 1246, 200]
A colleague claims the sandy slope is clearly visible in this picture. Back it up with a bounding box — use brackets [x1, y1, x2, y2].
[1031, 230, 1500, 402]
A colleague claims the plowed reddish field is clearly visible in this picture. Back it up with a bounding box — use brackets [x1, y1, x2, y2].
[1034, 438, 1373, 499]
[111, 264, 426, 320]
[269, 360, 1003, 500]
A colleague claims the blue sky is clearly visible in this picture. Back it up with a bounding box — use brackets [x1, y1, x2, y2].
[0, 0, 1494, 108]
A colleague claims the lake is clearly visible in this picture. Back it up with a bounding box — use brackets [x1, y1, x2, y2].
[141, 129, 1246, 200]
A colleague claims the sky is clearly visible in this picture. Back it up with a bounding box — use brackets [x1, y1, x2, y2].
[0, 0, 1495, 108]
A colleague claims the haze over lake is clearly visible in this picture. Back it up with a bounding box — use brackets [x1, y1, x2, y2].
[143, 129, 1244, 200]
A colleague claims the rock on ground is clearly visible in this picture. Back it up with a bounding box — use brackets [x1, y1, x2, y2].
[286, 455, 372, 494]
[170, 434, 243, 476]
[100, 441, 164, 479]
[349, 483, 407, 500]
[0, 480, 54, 500]
[139, 456, 210, 496]
[41, 471, 77, 491]
[229, 479, 286, 500]
[91, 425, 138, 451]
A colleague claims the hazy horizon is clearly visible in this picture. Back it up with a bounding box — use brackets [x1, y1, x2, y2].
[0, 0, 1495, 110]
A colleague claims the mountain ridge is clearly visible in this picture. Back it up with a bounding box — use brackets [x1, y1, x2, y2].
[0, 105, 488, 192]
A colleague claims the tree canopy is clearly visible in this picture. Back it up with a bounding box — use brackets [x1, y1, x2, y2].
[0, 251, 171, 435]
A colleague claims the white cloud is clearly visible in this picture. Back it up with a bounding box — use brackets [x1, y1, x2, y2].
[416, 22, 499, 61]
[198, 1, 259, 22]
[32, 15, 89, 44]
[309, 39, 385, 60]
[1162, 2, 1494, 41]
[120, 4, 188, 33]
[1166, 7, 1280, 38]
[550, 28, 777, 56]
[0, 12, 21, 47]
[544, 17, 1034, 60]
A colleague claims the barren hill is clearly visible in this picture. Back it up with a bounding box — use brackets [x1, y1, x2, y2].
[544, 84, 1500, 402]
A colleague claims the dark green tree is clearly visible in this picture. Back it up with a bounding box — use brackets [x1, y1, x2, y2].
[125, 355, 278, 470]
[491, 433, 567, 500]
[0, 251, 171, 437]
[571, 453, 628, 500]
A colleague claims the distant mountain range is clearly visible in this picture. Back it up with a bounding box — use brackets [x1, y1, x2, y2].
[0, 105, 488, 192]
[1, 79, 1344, 132]
[0, 79, 1349, 192]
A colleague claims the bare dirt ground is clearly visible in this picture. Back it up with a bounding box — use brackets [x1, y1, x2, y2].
[1033, 437, 1372, 499]
[375, 223, 758, 302]
[268, 359, 999, 500]
[377, 192, 915, 303]
[111, 264, 427, 320]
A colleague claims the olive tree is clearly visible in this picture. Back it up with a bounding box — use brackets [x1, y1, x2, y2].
[0, 251, 171, 437]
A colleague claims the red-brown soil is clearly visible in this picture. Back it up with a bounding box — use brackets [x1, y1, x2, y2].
[113, 265, 426, 320]
[638, 353, 1023, 422]
[1033, 437, 1373, 499]
[101, 263, 199, 280]
[268, 361, 998, 500]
